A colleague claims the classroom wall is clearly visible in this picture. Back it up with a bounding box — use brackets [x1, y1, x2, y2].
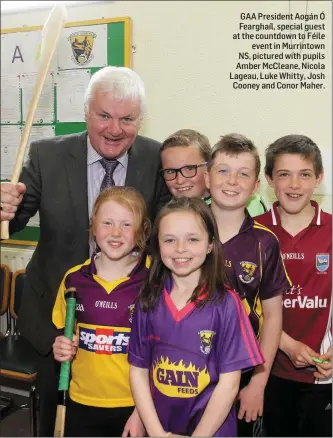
[1, 0, 332, 211]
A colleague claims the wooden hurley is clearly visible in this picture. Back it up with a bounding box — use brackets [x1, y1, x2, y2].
[0, 3, 67, 240]
[54, 288, 77, 437]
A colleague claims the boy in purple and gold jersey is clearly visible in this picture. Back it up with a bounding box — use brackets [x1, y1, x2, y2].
[205, 134, 291, 437]
[129, 197, 264, 437]
[52, 187, 150, 437]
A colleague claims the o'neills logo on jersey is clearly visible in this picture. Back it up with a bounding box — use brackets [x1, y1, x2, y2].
[282, 253, 305, 260]
[79, 327, 129, 355]
[283, 296, 328, 309]
[152, 356, 210, 398]
[95, 300, 117, 309]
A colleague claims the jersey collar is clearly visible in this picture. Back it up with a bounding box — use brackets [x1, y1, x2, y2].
[164, 275, 208, 322]
[271, 200, 323, 226]
[82, 251, 148, 277]
[239, 209, 254, 233]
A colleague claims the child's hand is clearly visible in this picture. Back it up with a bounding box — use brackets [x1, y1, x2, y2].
[314, 346, 332, 379]
[53, 335, 77, 362]
[237, 383, 264, 422]
[122, 408, 145, 437]
[285, 339, 319, 368]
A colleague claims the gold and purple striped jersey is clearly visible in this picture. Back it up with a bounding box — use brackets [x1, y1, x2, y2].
[223, 211, 292, 339]
[52, 254, 150, 407]
[128, 275, 264, 437]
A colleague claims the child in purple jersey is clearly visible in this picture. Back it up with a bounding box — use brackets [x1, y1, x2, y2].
[52, 187, 150, 437]
[129, 197, 264, 437]
[205, 134, 290, 437]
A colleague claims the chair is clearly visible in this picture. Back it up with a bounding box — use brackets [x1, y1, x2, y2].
[0, 269, 39, 436]
[0, 264, 10, 336]
[0, 264, 12, 415]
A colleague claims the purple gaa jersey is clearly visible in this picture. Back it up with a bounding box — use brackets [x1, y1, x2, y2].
[223, 211, 292, 339]
[53, 254, 150, 408]
[128, 276, 264, 437]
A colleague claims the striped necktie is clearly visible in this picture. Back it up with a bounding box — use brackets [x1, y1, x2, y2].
[100, 158, 119, 192]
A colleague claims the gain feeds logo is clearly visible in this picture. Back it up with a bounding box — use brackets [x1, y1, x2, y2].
[68, 31, 96, 66]
[79, 327, 129, 355]
[152, 356, 210, 398]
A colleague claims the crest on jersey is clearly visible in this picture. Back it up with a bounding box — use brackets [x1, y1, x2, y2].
[198, 330, 216, 354]
[316, 253, 329, 272]
[128, 304, 135, 323]
[239, 261, 257, 284]
[68, 31, 96, 66]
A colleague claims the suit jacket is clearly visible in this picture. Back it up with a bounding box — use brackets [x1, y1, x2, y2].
[10, 131, 170, 355]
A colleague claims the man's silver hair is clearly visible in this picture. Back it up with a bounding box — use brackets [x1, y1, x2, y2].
[84, 66, 146, 117]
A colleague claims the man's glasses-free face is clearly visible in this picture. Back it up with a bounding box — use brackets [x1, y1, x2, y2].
[160, 163, 207, 181]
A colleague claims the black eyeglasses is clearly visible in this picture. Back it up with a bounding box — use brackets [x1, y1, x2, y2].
[160, 163, 207, 181]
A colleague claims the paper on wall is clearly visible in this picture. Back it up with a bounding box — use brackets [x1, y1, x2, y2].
[21, 72, 55, 124]
[0, 125, 22, 180]
[1, 74, 21, 124]
[56, 69, 90, 122]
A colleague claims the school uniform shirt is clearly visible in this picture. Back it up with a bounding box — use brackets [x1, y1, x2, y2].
[256, 201, 332, 384]
[128, 275, 264, 437]
[52, 254, 150, 407]
[222, 210, 292, 340]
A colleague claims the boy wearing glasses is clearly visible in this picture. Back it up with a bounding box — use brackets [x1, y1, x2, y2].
[160, 129, 212, 203]
[160, 129, 267, 216]
[204, 133, 291, 437]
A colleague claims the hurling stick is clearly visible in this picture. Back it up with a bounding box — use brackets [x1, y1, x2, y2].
[0, 3, 67, 240]
[54, 287, 77, 437]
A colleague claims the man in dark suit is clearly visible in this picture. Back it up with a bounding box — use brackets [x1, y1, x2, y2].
[0, 66, 170, 436]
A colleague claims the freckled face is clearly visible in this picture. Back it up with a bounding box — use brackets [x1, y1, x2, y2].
[205, 152, 259, 210]
[93, 200, 137, 261]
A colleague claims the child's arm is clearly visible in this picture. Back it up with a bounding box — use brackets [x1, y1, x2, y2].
[238, 295, 282, 422]
[192, 370, 241, 437]
[130, 365, 167, 437]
